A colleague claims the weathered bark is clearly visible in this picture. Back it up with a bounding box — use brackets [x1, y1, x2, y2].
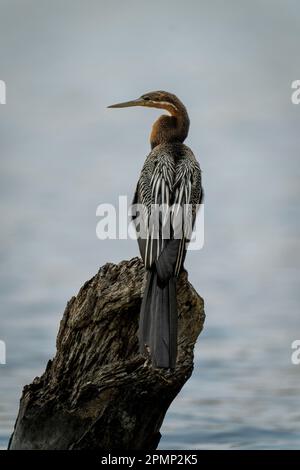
[9, 257, 205, 450]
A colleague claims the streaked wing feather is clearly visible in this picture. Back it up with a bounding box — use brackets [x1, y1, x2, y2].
[134, 150, 175, 269]
[172, 152, 202, 276]
[133, 144, 202, 277]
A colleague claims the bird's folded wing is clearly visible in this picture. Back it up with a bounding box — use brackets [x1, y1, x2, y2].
[132, 148, 202, 278]
[171, 155, 202, 276]
[132, 151, 175, 270]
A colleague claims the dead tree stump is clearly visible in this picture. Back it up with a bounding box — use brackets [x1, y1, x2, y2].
[9, 257, 205, 450]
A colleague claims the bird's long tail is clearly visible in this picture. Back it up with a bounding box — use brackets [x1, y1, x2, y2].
[138, 240, 181, 369]
[139, 271, 177, 369]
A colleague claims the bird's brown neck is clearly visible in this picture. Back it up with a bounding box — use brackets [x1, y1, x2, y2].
[150, 103, 190, 149]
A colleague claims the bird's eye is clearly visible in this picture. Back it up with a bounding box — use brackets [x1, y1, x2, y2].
[143, 96, 150, 101]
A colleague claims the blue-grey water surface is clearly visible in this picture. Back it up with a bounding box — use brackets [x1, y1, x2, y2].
[0, 0, 300, 449]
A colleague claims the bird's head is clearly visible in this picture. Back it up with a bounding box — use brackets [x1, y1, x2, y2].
[108, 90, 190, 148]
[108, 90, 184, 116]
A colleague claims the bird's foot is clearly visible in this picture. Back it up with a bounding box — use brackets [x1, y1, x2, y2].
[142, 344, 152, 367]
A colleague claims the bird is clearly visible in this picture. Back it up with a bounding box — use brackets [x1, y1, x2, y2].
[108, 91, 203, 369]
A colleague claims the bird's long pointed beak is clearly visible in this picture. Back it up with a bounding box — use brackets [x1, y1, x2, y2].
[107, 98, 144, 109]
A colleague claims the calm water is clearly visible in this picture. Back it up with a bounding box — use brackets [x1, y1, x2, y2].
[1, 0, 300, 449]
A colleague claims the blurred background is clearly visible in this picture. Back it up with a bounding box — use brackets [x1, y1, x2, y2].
[0, 0, 300, 449]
